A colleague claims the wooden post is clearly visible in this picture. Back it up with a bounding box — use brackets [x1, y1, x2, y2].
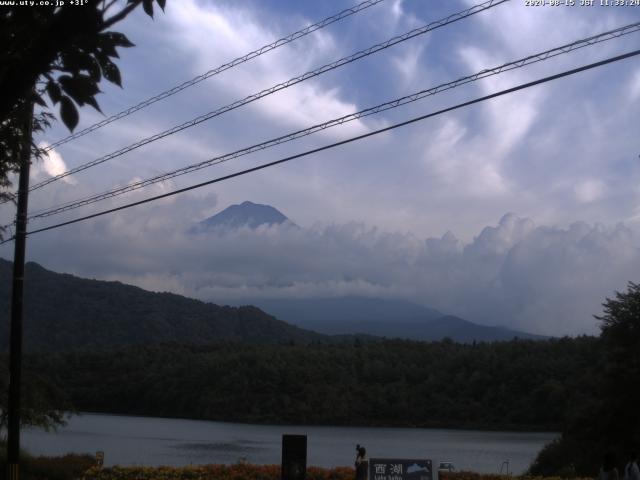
[7, 99, 34, 480]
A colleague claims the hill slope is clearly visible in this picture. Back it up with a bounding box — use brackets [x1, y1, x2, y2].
[0, 259, 325, 352]
[248, 297, 545, 342]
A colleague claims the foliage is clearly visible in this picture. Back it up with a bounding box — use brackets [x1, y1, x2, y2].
[0, 361, 72, 436]
[441, 473, 591, 480]
[596, 281, 640, 447]
[81, 465, 592, 480]
[0, 0, 166, 220]
[0, 260, 325, 351]
[21, 453, 96, 480]
[17, 336, 599, 431]
[83, 464, 354, 480]
[0, 442, 95, 480]
[0, 104, 52, 206]
[528, 438, 582, 478]
[0, 0, 166, 128]
[530, 282, 640, 476]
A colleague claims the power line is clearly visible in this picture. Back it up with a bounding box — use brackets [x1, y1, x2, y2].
[42, 0, 387, 152]
[23, 0, 508, 194]
[2, 48, 635, 243]
[25, 21, 640, 221]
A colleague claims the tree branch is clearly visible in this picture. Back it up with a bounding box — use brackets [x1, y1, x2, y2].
[103, 0, 120, 14]
[102, 0, 142, 30]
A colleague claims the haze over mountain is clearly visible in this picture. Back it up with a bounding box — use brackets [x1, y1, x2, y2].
[189, 201, 296, 233]
[187, 202, 546, 341]
[0, 259, 324, 352]
[2, 0, 637, 342]
[0, 257, 545, 350]
[245, 296, 546, 342]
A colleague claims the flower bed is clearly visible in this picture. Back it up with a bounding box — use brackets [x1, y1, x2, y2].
[83, 464, 593, 480]
[83, 464, 354, 480]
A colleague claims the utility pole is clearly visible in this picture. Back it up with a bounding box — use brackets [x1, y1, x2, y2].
[6, 99, 34, 480]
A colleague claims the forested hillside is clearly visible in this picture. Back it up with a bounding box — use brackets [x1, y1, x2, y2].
[0, 260, 325, 351]
[20, 336, 598, 431]
[0, 259, 545, 348]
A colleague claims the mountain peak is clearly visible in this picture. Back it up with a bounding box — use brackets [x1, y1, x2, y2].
[190, 201, 296, 233]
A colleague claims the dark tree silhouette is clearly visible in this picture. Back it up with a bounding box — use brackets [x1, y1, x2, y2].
[530, 282, 640, 476]
[0, 0, 166, 203]
[595, 282, 640, 450]
[0, 0, 167, 425]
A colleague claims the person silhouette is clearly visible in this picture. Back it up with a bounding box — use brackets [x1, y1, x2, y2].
[600, 452, 619, 480]
[623, 452, 640, 480]
[355, 445, 368, 480]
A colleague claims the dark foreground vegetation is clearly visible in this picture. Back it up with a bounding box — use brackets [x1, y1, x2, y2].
[1, 283, 638, 477]
[16, 337, 596, 431]
[81, 465, 588, 480]
[0, 459, 593, 480]
[528, 283, 640, 477]
[0, 441, 94, 480]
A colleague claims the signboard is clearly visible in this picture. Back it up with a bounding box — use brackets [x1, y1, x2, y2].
[369, 459, 433, 480]
[281, 434, 307, 480]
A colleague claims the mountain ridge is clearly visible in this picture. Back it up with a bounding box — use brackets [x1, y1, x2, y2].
[0, 258, 545, 351]
[189, 201, 296, 233]
[244, 296, 546, 342]
[0, 258, 325, 352]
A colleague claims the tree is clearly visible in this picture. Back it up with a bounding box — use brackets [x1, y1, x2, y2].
[0, 0, 166, 204]
[0, 361, 71, 438]
[0, 105, 51, 206]
[530, 282, 640, 476]
[0, 0, 168, 439]
[595, 282, 640, 449]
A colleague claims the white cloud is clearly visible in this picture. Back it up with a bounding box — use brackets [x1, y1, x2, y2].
[165, 0, 369, 138]
[391, 44, 424, 87]
[4, 0, 640, 345]
[11, 203, 640, 338]
[458, 45, 541, 158]
[420, 112, 511, 198]
[25, 0, 639, 245]
[390, 0, 403, 22]
[32, 144, 77, 186]
[574, 179, 607, 204]
[630, 68, 640, 102]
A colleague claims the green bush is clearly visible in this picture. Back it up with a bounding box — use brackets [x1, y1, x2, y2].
[23, 453, 96, 480]
[0, 442, 95, 480]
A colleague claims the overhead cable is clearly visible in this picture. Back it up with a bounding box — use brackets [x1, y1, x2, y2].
[2, 48, 635, 243]
[24, 0, 508, 193]
[26, 21, 640, 221]
[42, 0, 387, 152]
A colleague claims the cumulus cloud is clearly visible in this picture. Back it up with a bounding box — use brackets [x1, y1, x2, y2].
[6, 1, 639, 344]
[31, 144, 77, 186]
[574, 179, 607, 204]
[11, 203, 640, 338]
[164, 0, 370, 138]
[24, 0, 640, 246]
[630, 68, 640, 102]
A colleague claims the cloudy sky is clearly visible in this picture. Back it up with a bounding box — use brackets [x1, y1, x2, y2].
[2, 0, 640, 336]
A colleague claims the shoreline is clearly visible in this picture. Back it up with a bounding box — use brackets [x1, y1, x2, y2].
[61, 411, 561, 435]
[22, 413, 556, 475]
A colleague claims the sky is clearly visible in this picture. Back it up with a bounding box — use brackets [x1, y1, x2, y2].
[2, 0, 640, 336]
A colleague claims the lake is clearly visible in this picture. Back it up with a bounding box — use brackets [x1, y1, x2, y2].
[22, 413, 557, 474]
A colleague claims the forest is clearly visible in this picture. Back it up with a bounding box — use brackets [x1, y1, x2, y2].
[3, 282, 639, 477]
[10, 336, 598, 432]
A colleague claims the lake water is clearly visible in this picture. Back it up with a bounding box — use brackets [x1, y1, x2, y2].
[22, 413, 556, 474]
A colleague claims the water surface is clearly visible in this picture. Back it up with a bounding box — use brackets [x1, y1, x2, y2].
[22, 413, 556, 474]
